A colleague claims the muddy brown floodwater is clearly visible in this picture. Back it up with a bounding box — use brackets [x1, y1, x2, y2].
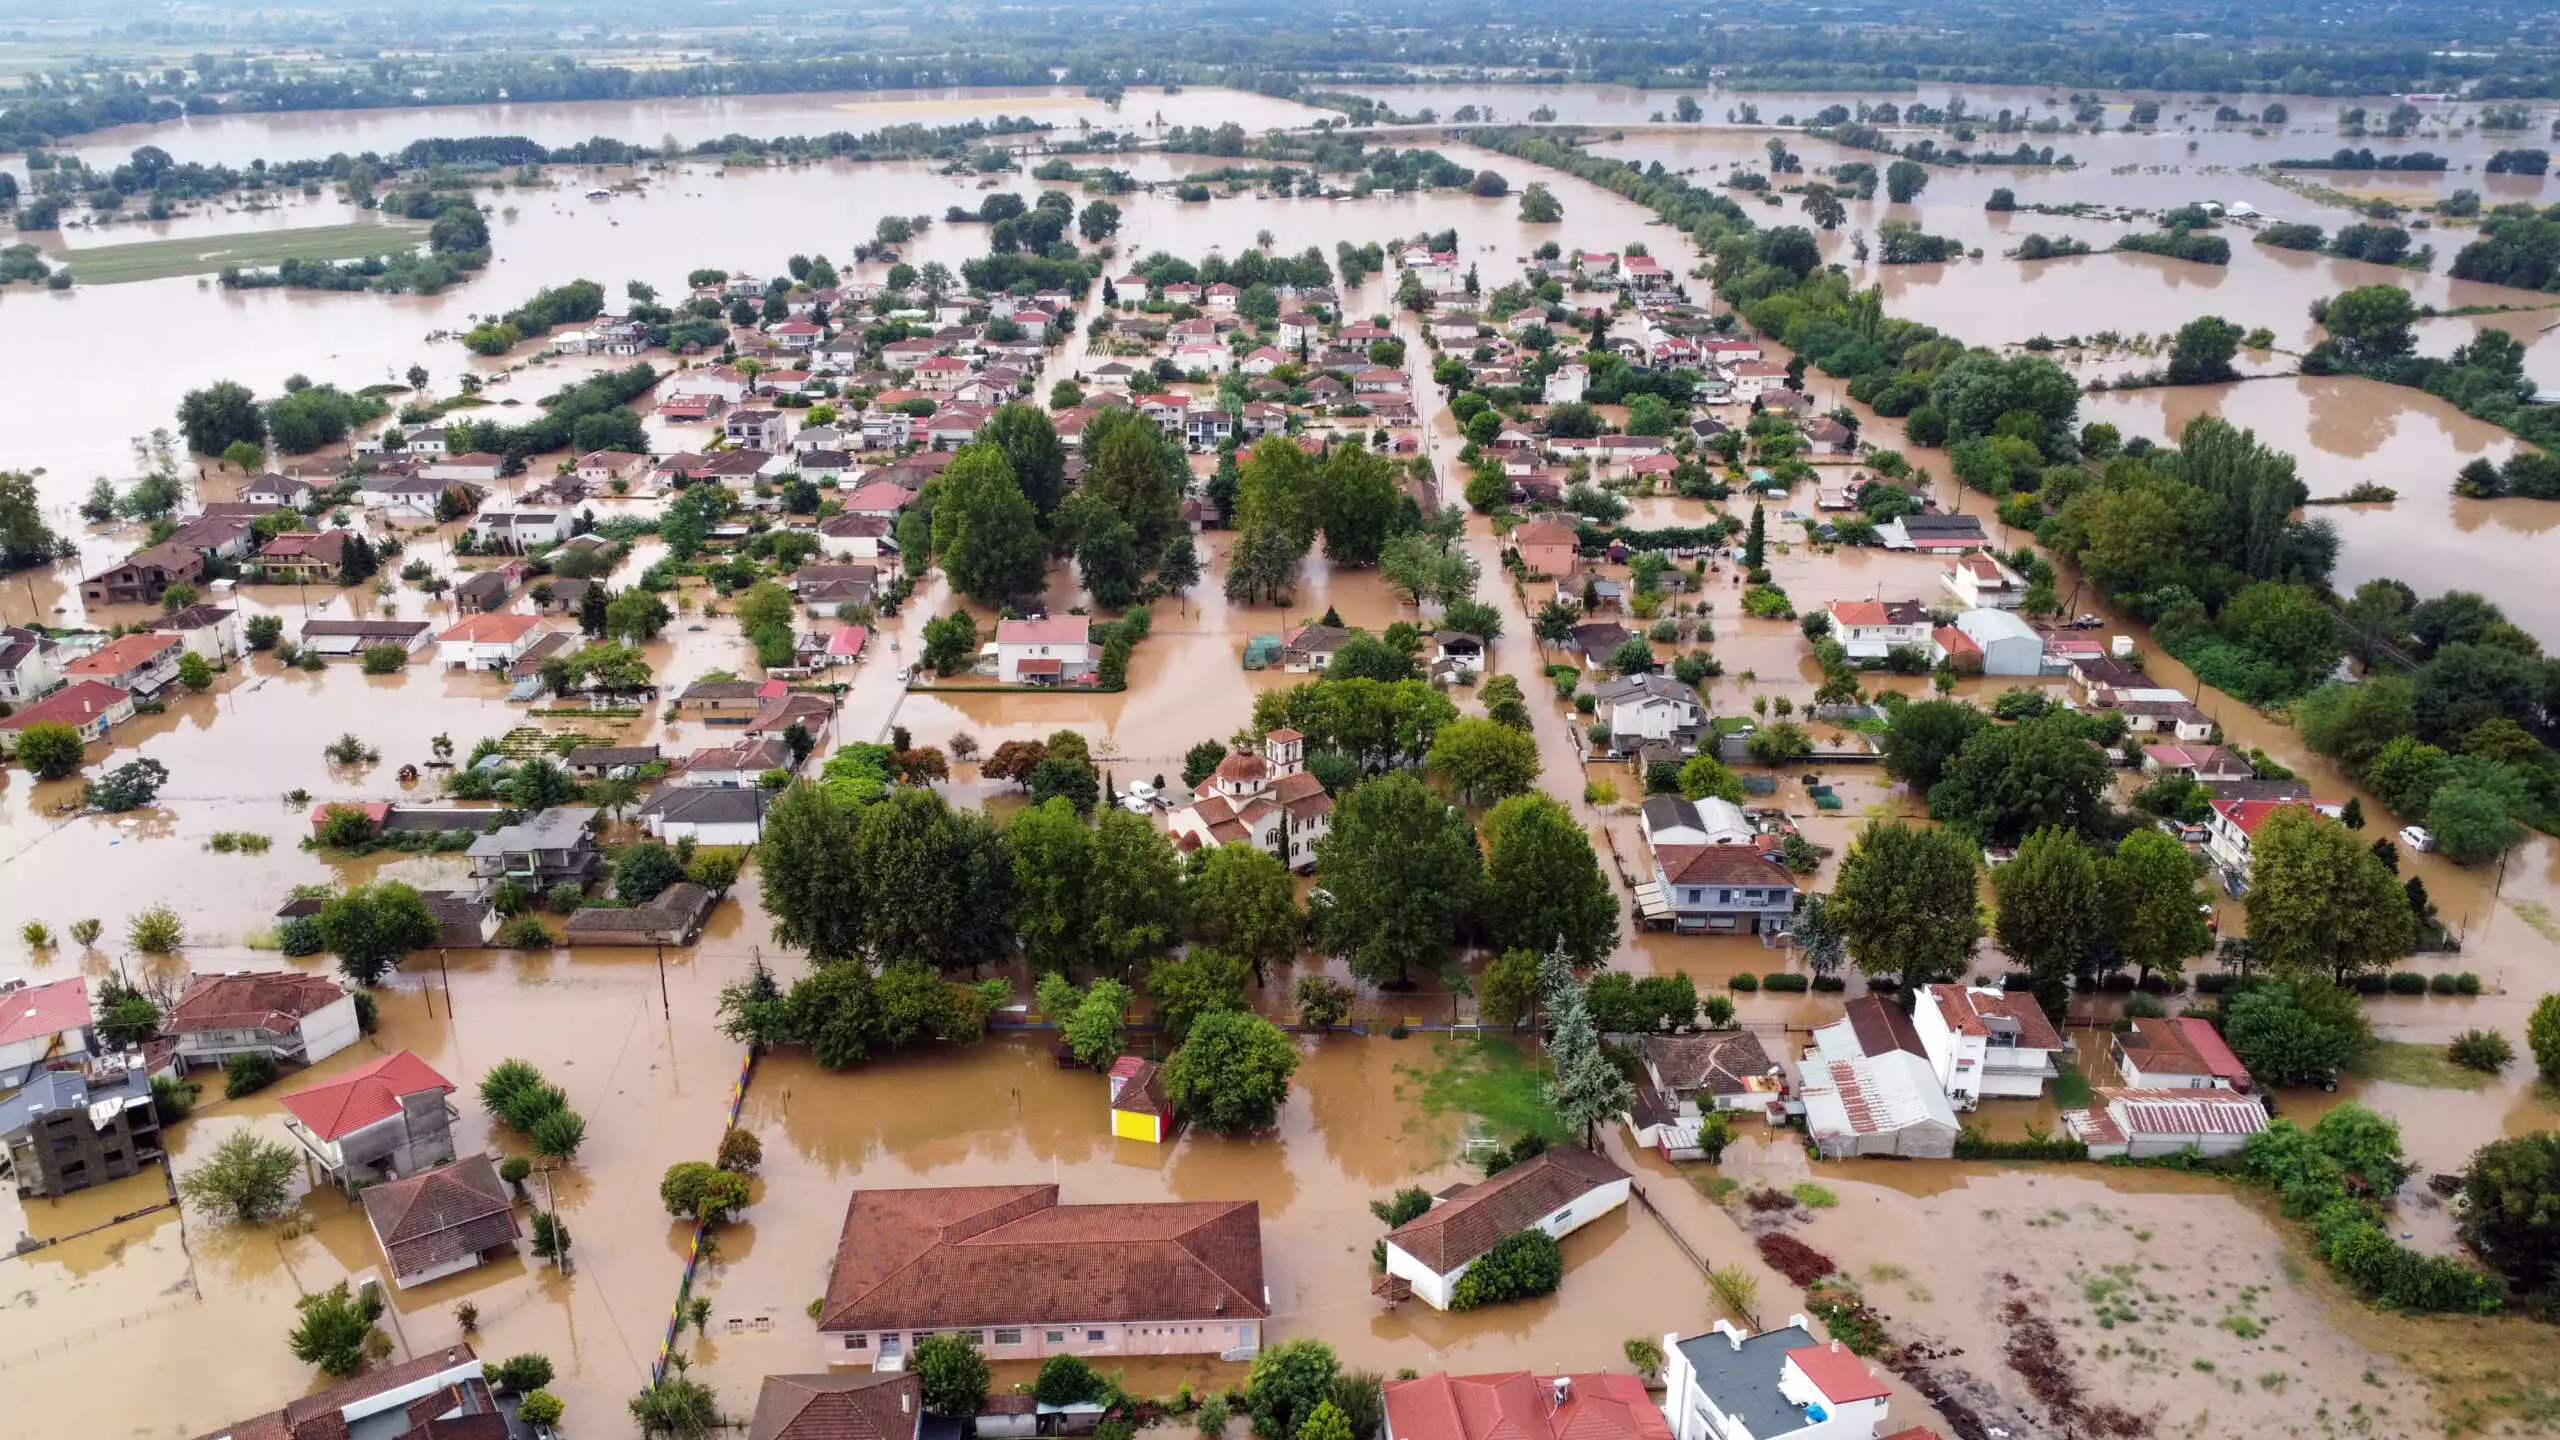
[6, 83, 2560, 1440]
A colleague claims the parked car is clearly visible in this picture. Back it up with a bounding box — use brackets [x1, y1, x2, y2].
[2399, 824, 2435, 854]
[894, 666, 912, 685]
[1119, 779, 1160, 814]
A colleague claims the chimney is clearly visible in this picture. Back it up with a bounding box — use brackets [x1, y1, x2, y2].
[1552, 1378, 1571, 1407]
[902, 1390, 911, 1414]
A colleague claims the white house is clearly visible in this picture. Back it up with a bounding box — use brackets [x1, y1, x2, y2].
[1543, 363, 1589, 405]
[1950, 607, 2041, 676]
[423, 452, 507, 484]
[2206, 796, 2306, 878]
[638, 786, 770, 847]
[0, 624, 67, 703]
[168, 970, 362, 1072]
[0, 977, 92, 1091]
[1660, 1320, 1897, 1440]
[817, 513, 899, 560]
[1911, 984, 2065, 1108]
[145, 603, 242, 661]
[1942, 553, 2026, 610]
[1164, 731, 1335, 872]
[468, 510, 567, 550]
[678, 736, 794, 788]
[2065, 1087, 2269, 1160]
[1593, 673, 1704, 757]
[1380, 1147, 1629, 1310]
[1823, 600, 1935, 662]
[1640, 795, 1755, 849]
[991, 616, 1095, 685]
[2111, 1017, 2253, 1092]
[436, 614, 549, 671]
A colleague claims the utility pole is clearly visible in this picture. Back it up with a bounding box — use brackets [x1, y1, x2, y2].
[439, 948, 453, 1018]
[656, 942, 670, 1018]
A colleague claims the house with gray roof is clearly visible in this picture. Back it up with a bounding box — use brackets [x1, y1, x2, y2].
[465, 807, 600, 898]
[1661, 1317, 1899, 1440]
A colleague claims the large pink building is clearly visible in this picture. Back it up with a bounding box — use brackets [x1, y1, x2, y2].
[818, 1184, 1266, 1368]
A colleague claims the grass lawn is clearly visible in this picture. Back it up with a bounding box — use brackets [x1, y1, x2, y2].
[2349, 1040, 2490, 1091]
[1395, 1034, 1570, 1151]
[49, 221, 427, 285]
[2052, 1060, 2095, 1109]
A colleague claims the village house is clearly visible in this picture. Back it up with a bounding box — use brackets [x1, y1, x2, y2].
[1511, 518, 1581, 581]
[1570, 622, 1637, 669]
[1948, 607, 2041, 676]
[253, 528, 360, 582]
[1594, 673, 1704, 758]
[794, 563, 878, 611]
[748, 1372, 925, 1440]
[2204, 796, 2309, 881]
[1822, 599, 1935, 663]
[436, 613, 549, 671]
[992, 616, 1095, 685]
[363, 1153, 521, 1287]
[466, 806, 601, 897]
[0, 624, 67, 703]
[745, 690, 836, 750]
[1877, 511, 1988, 553]
[1796, 997, 1962, 1160]
[2112, 1016, 2253, 1092]
[168, 970, 361, 1072]
[1640, 795, 1756, 849]
[817, 512, 899, 561]
[241, 472, 315, 508]
[2141, 743, 2255, 784]
[468, 509, 567, 550]
[1277, 623, 1349, 672]
[2066, 1088, 2269, 1159]
[80, 541, 205, 607]
[566, 883, 720, 946]
[817, 1183, 1267, 1367]
[423, 452, 507, 485]
[452, 567, 515, 616]
[1385, 1372, 1673, 1440]
[2112, 696, 2216, 741]
[191, 1346, 502, 1440]
[1164, 730, 1334, 871]
[145, 603, 242, 661]
[1640, 844, 1799, 935]
[640, 786, 770, 846]
[64, 632, 185, 696]
[299, 618, 432, 660]
[727, 408, 792, 451]
[1378, 1147, 1629, 1311]
[1, 1066, 162, 1200]
[0, 976, 92, 1090]
[564, 743, 660, 779]
[278, 1050, 459, 1193]
[1635, 1031, 1783, 1131]
[1660, 1319, 1907, 1440]
[1106, 1055, 1172, 1144]
[1911, 984, 2065, 1108]
[1942, 553, 2027, 610]
[680, 736, 794, 788]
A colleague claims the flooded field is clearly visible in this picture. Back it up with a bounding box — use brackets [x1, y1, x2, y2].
[4, 81, 2560, 1440]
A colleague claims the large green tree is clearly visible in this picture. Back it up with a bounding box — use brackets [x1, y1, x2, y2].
[931, 443, 1047, 605]
[2243, 806, 2414, 983]
[2105, 828, 2213, 984]
[2460, 1133, 2560, 1292]
[1315, 444, 1399, 567]
[1088, 808, 1185, 975]
[177, 380, 266, 455]
[1880, 699, 1990, 794]
[912, 1332, 991, 1418]
[1235, 435, 1322, 552]
[855, 788, 1011, 973]
[1008, 798, 1094, 973]
[759, 783, 867, 962]
[1927, 711, 2113, 845]
[1163, 1009, 1301, 1131]
[1990, 827, 2100, 1019]
[1187, 843, 1304, 984]
[1425, 716, 1540, 804]
[1477, 794, 1618, 968]
[1830, 820, 1983, 984]
[0, 469, 68, 570]
[981, 402, 1069, 520]
[315, 881, 442, 988]
[1245, 1339, 1341, 1440]
[1312, 772, 1481, 987]
[1082, 411, 1184, 558]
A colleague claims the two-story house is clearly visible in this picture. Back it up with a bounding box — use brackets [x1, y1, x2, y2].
[279, 1050, 460, 1193]
[79, 541, 205, 607]
[436, 614, 549, 671]
[0, 624, 66, 703]
[2, 1067, 163, 1200]
[1594, 673, 1705, 758]
[146, 603, 242, 661]
[2205, 796, 2311, 883]
[64, 632, 185, 697]
[1941, 553, 2027, 610]
[1822, 599, 1936, 663]
[1659, 1319, 1904, 1440]
[168, 970, 362, 1072]
[726, 408, 791, 451]
[466, 806, 602, 897]
[1911, 984, 2064, 1108]
[1646, 845, 1798, 935]
[992, 616, 1095, 685]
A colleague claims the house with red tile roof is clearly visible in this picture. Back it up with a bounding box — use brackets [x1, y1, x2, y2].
[1107, 1056, 1171, 1143]
[251, 528, 355, 581]
[2204, 794, 2330, 878]
[1642, 843, 1798, 935]
[168, 970, 361, 1072]
[64, 632, 184, 695]
[749, 1372, 923, 1440]
[1380, 1146, 1628, 1311]
[0, 976, 93, 1090]
[2111, 1016, 2252, 1093]
[435, 613, 548, 670]
[992, 615, 1094, 685]
[1384, 1372, 1671, 1440]
[188, 1344, 492, 1440]
[80, 540, 205, 607]
[1511, 518, 1581, 582]
[279, 1050, 459, 1192]
[817, 1183, 1266, 1367]
[1911, 984, 2065, 1108]
[363, 1153, 520, 1287]
[0, 680, 135, 755]
[1821, 599, 1934, 661]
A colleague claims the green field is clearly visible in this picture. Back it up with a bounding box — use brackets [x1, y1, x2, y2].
[49, 222, 429, 285]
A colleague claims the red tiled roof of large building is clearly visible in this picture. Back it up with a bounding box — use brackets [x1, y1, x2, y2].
[818, 1184, 1265, 1332]
[748, 1372, 922, 1440]
[1786, 1342, 1891, 1405]
[280, 1050, 454, 1141]
[171, 971, 347, 1036]
[1385, 1147, 1626, 1273]
[0, 976, 91, 1048]
[0, 680, 128, 733]
[65, 632, 181, 676]
[1924, 983, 2064, 1051]
[1384, 1373, 1670, 1440]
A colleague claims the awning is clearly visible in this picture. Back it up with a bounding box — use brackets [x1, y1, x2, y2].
[1632, 882, 1675, 921]
[1017, 658, 1062, 676]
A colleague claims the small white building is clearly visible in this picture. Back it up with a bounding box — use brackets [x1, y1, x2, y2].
[638, 786, 770, 847]
[1660, 1319, 1897, 1440]
[2065, 1087, 2268, 1160]
[991, 616, 1095, 685]
[468, 510, 567, 550]
[1639, 795, 1755, 849]
[1593, 672, 1704, 757]
[1380, 1147, 1629, 1311]
[1942, 553, 2027, 610]
[1911, 984, 2065, 1108]
[1823, 599, 1935, 661]
[1951, 607, 2042, 676]
[436, 614, 549, 671]
[146, 603, 243, 662]
[1543, 363, 1590, 406]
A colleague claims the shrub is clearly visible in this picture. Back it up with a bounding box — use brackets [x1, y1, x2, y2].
[224, 1051, 278, 1097]
[479, 1058, 547, 1114]
[1448, 1229, 1564, 1309]
[1761, 973, 1810, 993]
[1728, 972, 1759, 992]
[2453, 973, 2482, 996]
[2448, 1029, 2514, 1072]
[530, 1107, 586, 1159]
[2386, 971, 2428, 995]
[717, 1127, 763, 1173]
[489, 1353, 556, 1393]
[2427, 972, 2459, 995]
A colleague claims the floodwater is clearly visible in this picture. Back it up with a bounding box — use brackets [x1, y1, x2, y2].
[6, 85, 2560, 1440]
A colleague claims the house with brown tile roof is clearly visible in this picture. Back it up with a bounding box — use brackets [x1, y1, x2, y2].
[1637, 1032, 1782, 1115]
[749, 1372, 923, 1440]
[818, 1183, 1266, 1368]
[362, 1153, 521, 1287]
[1912, 984, 2064, 1108]
[1107, 1056, 1170, 1144]
[1641, 844, 1798, 935]
[1381, 1146, 1629, 1311]
[2111, 1016, 2252, 1093]
[168, 970, 361, 1072]
[189, 1345, 490, 1440]
[1384, 1371, 1671, 1440]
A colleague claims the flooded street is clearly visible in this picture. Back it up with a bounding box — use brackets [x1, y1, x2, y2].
[4, 79, 2559, 1440]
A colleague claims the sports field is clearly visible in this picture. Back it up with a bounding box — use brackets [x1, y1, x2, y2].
[48, 221, 428, 284]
